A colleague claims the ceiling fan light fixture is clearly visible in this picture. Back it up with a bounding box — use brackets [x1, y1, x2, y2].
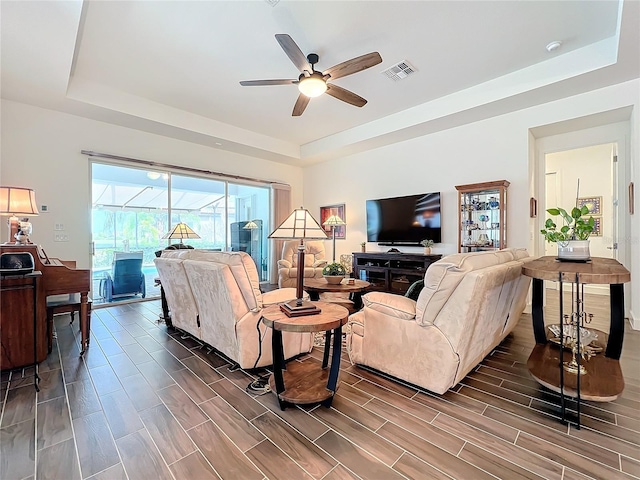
[298, 76, 327, 98]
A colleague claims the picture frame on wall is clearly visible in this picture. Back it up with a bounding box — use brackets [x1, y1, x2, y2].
[590, 216, 602, 236]
[577, 196, 602, 215]
[320, 204, 346, 239]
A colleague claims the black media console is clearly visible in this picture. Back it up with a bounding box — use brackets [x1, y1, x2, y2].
[352, 252, 442, 295]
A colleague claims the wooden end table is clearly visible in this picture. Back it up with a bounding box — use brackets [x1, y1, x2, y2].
[262, 301, 349, 410]
[522, 256, 630, 427]
[303, 278, 370, 311]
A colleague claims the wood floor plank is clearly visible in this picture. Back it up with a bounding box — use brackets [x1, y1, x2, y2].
[199, 396, 265, 452]
[36, 437, 81, 480]
[110, 329, 137, 347]
[322, 464, 361, 480]
[169, 451, 219, 480]
[392, 452, 454, 480]
[364, 397, 464, 454]
[116, 429, 174, 480]
[245, 438, 314, 480]
[139, 403, 196, 464]
[121, 343, 154, 364]
[96, 337, 124, 357]
[119, 372, 162, 412]
[66, 380, 102, 419]
[0, 419, 35, 480]
[36, 396, 73, 450]
[252, 412, 337, 477]
[254, 391, 330, 441]
[73, 411, 120, 478]
[459, 442, 547, 480]
[156, 384, 208, 430]
[149, 349, 188, 373]
[315, 430, 406, 479]
[181, 355, 224, 384]
[515, 431, 634, 480]
[36, 369, 65, 402]
[335, 382, 374, 406]
[432, 412, 564, 480]
[209, 378, 267, 420]
[1, 384, 36, 427]
[85, 463, 127, 480]
[568, 424, 640, 461]
[621, 456, 640, 478]
[60, 354, 90, 383]
[99, 390, 144, 439]
[161, 337, 195, 360]
[188, 420, 263, 480]
[89, 364, 123, 396]
[107, 352, 140, 379]
[351, 378, 440, 420]
[376, 421, 496, 480]
[312, 405, 404, 466]
[137, 360, 176, 390]
[136, 334, 165, 353]
[169, 368, 216, 404]
[329, 395, 387, 431]
[481, 405, 621, 468]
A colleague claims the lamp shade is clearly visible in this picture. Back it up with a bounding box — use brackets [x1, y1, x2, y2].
[322, 215, 345, 227]
[268, 207, 328, 240]
[243, 220, 259, 230]
[162, 222, 200, 240]
[0, 187, 39, 216]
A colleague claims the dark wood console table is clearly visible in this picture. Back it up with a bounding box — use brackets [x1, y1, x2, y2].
[522, 256, 630, 426]
[352, 252, 441, 294]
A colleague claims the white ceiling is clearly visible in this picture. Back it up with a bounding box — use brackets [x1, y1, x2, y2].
[2, 1, 638, 166]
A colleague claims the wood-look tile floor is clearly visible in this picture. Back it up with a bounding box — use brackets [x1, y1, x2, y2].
[1, 291, 638, 480]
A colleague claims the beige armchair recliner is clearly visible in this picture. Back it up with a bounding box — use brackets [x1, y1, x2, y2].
[346, 249, 533, 394]
[155, 250, 314, 369]
[277, 240, 328, 288]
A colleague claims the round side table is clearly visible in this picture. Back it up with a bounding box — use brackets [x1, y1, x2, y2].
[262, 301, 348, 410]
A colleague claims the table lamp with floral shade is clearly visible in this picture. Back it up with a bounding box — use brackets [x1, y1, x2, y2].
[0, 186, 39, 244]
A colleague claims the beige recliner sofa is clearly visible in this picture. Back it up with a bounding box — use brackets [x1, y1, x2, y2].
[155, 250, 314, 369]
[346, 249, 532, 394]
[277, 240, 327, 288]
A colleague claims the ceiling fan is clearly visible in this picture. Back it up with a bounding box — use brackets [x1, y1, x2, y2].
[240, 34, 382, 116]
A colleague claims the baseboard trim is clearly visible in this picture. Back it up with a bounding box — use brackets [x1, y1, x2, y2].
[630, 309, 639, 330]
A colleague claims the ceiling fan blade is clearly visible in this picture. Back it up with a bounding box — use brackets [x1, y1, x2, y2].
[240, 79, 298, 86]
[292, 93, 310, 116]
[325, 84, 367, 107]
[323, 52, 382, 80]
[276, 34, 312, 73]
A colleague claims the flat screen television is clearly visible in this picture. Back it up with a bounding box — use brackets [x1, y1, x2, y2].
[366, 192, 441, 245]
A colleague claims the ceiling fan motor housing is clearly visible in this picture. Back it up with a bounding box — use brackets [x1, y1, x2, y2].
[306, 53, 320, 68]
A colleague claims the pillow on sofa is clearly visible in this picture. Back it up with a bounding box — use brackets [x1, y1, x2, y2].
[363, 292, 416, 320]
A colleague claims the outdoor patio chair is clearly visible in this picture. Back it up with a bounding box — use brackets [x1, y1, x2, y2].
[100, 251, 146, 302]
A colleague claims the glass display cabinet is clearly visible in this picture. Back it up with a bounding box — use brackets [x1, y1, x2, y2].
[455, 180, 509, 253]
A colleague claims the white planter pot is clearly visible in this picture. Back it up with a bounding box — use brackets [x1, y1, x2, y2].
[323, 275, 344, 285]
[557, 240, 590, 261]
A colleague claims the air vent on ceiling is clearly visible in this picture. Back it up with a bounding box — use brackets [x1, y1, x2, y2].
[381, 61, 417, 81]
[264, 0, 280, 6]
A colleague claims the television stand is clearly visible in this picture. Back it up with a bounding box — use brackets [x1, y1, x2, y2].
[352, 252, 441, 295]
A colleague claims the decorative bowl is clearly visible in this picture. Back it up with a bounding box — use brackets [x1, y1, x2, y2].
[323, 275, 344, 285]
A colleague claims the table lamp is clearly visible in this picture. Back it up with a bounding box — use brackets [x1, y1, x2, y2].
[162, 222, 200, 247]
[0, 186, 39, 244]
[269, 206, 328, 316]
[322, 214, 345, 263]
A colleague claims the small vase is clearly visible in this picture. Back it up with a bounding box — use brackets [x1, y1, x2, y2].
[557, 240, 590, 261]
[361, 245, 366, 253]
[424, 247, 431, 255]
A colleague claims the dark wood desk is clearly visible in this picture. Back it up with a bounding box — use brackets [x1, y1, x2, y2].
[522, 256, 631, 425]
[262, 302, 348, 410]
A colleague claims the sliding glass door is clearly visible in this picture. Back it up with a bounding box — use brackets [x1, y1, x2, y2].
[91, 162, 271, 304]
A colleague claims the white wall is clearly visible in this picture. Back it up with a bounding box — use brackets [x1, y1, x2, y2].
[0, 100, 304, 270]
[302, 79, 639, 324]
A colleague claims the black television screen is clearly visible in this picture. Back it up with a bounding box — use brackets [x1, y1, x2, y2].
[366, 192, 441, 244]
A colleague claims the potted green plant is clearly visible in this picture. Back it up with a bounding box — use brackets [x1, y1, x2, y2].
[322, 262, 347, 284]
[420, 239, 434, 254]
[540, 205, 595, 261]
[360, 241, 366, 253]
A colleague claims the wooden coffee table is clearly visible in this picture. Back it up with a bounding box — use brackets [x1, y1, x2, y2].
[303, 278, 370, 310]
[262, 301, 349, 410]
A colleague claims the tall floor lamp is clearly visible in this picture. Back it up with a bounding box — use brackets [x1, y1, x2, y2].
[322, 215, 345, 263]
[269, 206, 328, 316]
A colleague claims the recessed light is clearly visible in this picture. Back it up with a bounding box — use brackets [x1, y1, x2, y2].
[546, 40, 562, 53]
